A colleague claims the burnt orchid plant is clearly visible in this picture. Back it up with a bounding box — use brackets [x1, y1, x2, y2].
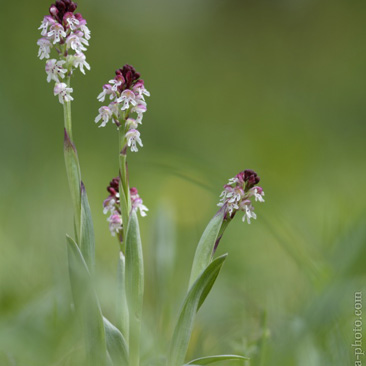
[37, 2, 265, 366]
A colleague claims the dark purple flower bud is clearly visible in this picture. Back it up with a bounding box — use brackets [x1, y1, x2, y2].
[243, 169, 260, 190]
[69, 2, 77, 12]
[49, 0, 78, 23]
[74, 13, 83, 21]
[107, 177, 120, 196]
[114, 64, 141, 91]
[56, 0, 66, 11]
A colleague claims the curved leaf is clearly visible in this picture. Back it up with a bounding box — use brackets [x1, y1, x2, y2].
[167, 254, 227, 366]
[103, 317, 129, 366]
[125, 210, 144, 366]
[64, 129, 81, 241]
[116, 252, 129, 343]
[188, 208, 225, 288]
[186, 354, 248, 365]
[80, 181, 95, 272]
[66, 235, 107, 366]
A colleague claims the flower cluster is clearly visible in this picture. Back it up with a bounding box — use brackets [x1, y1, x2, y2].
[218, 169, 265, 224]
[37, 0, 91, 104]
[95, 65, 150, 152]
[103, 177, 148, 237]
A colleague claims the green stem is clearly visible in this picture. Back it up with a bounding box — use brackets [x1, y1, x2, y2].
[118, 126, 131, 251]
[119, 129, 129, 202]
[212, 217, 231, 257]
[63, 78, 81, 241]
[63, 77, 73, 141]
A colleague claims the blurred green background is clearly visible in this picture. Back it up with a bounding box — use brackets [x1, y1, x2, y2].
[0, 0, 365, 365]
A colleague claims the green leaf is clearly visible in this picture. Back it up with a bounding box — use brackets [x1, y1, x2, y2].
[66, 235, 107, 366]
[119, 179, 130, 240]
[188, 207, 225, 288]
[116, 252, 129, 343]
[64, 129, 81, 241]
[103, 316, 129, 366]
[185, 355, 248, 365]
[167, 254, 227, 366]
[125, 210, 144, 366]
[80, 181, 95, 271]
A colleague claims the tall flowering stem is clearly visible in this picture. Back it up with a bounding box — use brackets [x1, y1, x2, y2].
[37, 0, 91, 244]
[97, 65, 150, 366]
[37, 3, 109, 366]
[96, 64, 149, 250]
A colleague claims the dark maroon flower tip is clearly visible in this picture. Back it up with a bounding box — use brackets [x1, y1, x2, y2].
[243, 169, 260, 190]
[49, 0, 78, 24]
[107, 177, 120, 196]
[114, 64, 141, 92]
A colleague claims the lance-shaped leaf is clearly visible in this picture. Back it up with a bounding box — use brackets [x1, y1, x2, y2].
[185, 355, 248, 365]
[66, 235, 107, 366]
[168, 254, 227, 366]
[64, 129, 81, 241]
[125, 210, 144, 366]
[188, 207, 225, 288]
[119, 180, 130, 241]
[103, 316, 129, 366]
[80, 181, 95, 271]
[116, 252, 129, 343]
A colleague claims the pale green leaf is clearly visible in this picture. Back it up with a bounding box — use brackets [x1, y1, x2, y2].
[64, 130, 81, 241]
[186, 354, 248, 365]
[188, 208, 225, 288]
[66, 235, 107, 366]
[116, 252, 129, 343]
[125, 210, 144, 366]
[167, 254, 227, 366]
[80, 181, 95, 271]
[103, 316, 129, 366]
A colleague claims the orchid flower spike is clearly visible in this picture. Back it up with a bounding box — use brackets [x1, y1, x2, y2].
[103, 177, 148, 239]
[218, 169, 265, 224]
[37, 0, 91, 104]
[95, 65, 150, 152]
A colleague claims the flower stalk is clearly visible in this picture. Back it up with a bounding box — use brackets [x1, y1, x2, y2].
[63, 77, 73, 139]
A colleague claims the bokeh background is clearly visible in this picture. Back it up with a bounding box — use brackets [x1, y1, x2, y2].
[0, 0, 365, 365]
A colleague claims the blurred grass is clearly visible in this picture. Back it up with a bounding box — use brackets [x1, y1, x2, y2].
[0, 0, 366, 364]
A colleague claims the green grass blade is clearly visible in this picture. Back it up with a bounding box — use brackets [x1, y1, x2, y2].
[80, 181, 95, 272]
[125, 211, 144, 366]
[186, 354, 248, 365]
[168, 254, 227, 366]
[64, 129, 81, 241]
[116, 252, 129, 343]
[188, 208, 225, 288]
[66, 235, 107, 366]
[103, 316, 129, 366]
